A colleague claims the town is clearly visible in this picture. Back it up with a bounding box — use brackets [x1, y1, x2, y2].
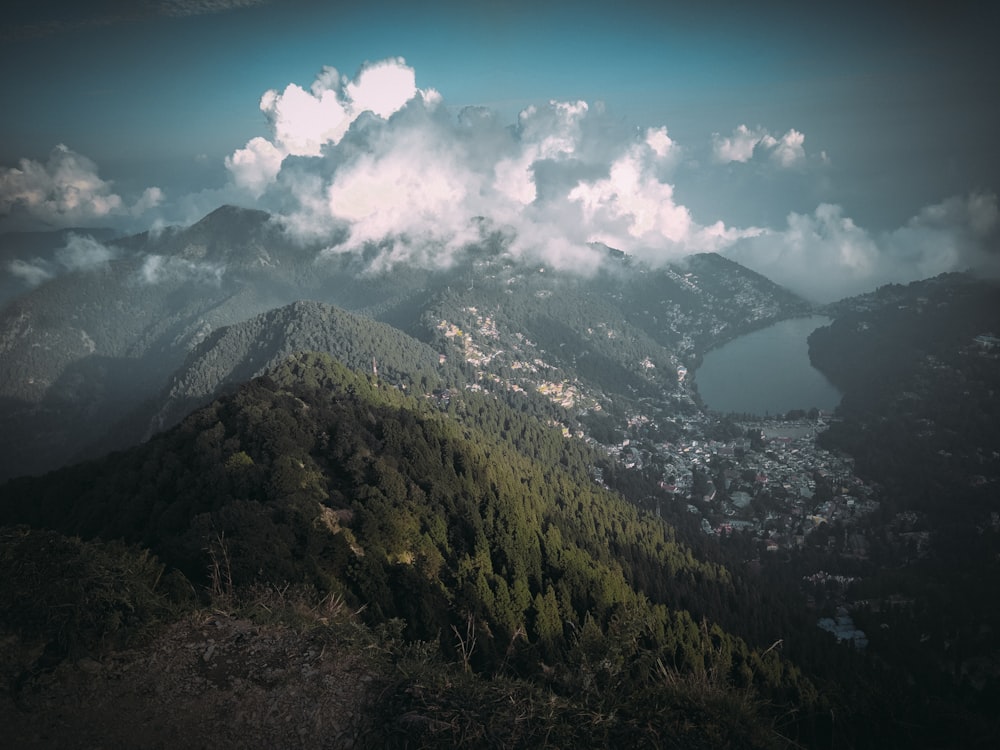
[429, 295, 892, 648]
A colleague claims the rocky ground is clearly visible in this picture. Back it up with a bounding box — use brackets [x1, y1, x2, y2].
[1, 612, 386, 749]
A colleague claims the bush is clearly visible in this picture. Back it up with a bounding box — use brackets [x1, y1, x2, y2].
[0, 525, 192, 656]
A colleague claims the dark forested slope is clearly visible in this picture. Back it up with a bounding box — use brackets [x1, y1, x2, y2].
[1, 351, 826, 745]
[126, 299, 452, 447]
[807, 274, 1000, 744]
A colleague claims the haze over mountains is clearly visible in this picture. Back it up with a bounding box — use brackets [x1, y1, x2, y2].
[0, 204, 808, 482]
[1, 198, 999, 747]
[3, 3, 1000, 744]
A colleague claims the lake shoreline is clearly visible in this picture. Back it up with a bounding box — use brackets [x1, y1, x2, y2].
[692, 315, 842, 417]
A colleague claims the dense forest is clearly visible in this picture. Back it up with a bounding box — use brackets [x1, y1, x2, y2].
[2, 352, 845, 747]
[3, 208, 998, 746]
[806, 274, 1000, 745]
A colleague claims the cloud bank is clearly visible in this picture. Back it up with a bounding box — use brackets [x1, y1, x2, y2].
[226, 59, 763, 272]
[4, 56, 996, 304]
[216, 58, 1000, 298]
[726, 193, 1000, 302]
[0, 145, 162, 230]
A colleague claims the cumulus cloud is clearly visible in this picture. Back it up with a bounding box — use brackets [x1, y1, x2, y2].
[764, 129, 806, 168]
[0, 144, 162, 229]
[226, 58, 439, 195]
[713, 124, 807, 167]
[724, 192, 1000, 302]
[0, 145, 123, 226]
[568, 138, 760, 260]
[226, 61, 760, 274]
[224, 137, 284, 198]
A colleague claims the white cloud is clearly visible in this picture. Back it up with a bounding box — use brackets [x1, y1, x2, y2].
[55, 233, 117, 271]
[713, 124, 761, 163]
[138, 254, 225, 285]
[261, 79, 350, 158]
[645, 126, 676, 159]
[226, 58, 437, 195]
[7, 259, 55, 287]
[724, 193, 1000, 302]
[570, 144, 694, 246]
[3, 232, 118, 290]
[220, 58, 877, 282]
[713, 124, 807, 167]
[224, 137, 284, 198]
[492, 100, 590, 206]
[0, 144, 162, 229]
[765, 128, 806, 167]
[132, 186, 165, 216]
[566, 135, 759, 263]
[230, 65, 768, 274]
[344, 58, 419, 119]
[0, 145, 123, 226]
[883, 192, 1000, 280]
[324, 121, 481, 270]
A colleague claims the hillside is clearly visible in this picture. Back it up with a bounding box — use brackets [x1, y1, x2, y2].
[1, 351, 827, 748]
[0, 205, 808, 482]
[804, 273, 1000, 743]
[92, 300, 453, 458]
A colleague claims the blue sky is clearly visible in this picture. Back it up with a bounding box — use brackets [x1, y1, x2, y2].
[2, 0, 998, 301]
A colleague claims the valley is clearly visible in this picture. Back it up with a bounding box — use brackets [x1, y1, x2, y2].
[1, 207, 998, 747]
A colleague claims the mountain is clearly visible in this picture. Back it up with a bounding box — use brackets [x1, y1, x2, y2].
[89, 299, 451, 458]
[0, 351, 824, 748]
[804, 273, 1000, 744]
[0, 205, 809, 482]
[3, 267, 998, 745]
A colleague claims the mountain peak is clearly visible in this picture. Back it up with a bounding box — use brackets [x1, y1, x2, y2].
[195, 204, 272, 229]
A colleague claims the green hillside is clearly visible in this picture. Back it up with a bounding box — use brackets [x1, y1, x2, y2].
[0, 206, 809, 482]
[1, 351, 826, 747]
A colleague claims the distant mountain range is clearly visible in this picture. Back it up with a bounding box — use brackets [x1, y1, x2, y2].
[3, 205, 1000, 747]
[0, 204, 808, 481]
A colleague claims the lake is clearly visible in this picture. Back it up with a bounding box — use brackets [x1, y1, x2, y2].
[693, 316, 841, 416]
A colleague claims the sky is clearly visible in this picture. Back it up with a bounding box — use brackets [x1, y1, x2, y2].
[1, 0, 998, 302]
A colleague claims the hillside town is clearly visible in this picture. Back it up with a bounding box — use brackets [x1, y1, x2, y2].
[621, 416, 879, 553]
[433, 296, 882, 564]
[429, 293, 898, 650]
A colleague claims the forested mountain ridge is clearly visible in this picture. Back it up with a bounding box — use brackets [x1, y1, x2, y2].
[1, 351, 825, 747]
[804, 273, 1000, 744]
[0, 205, 809, 481]
[409, 248, 809, 442]
[0, 208, 315, 479]
[134, 300, 451, 444]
